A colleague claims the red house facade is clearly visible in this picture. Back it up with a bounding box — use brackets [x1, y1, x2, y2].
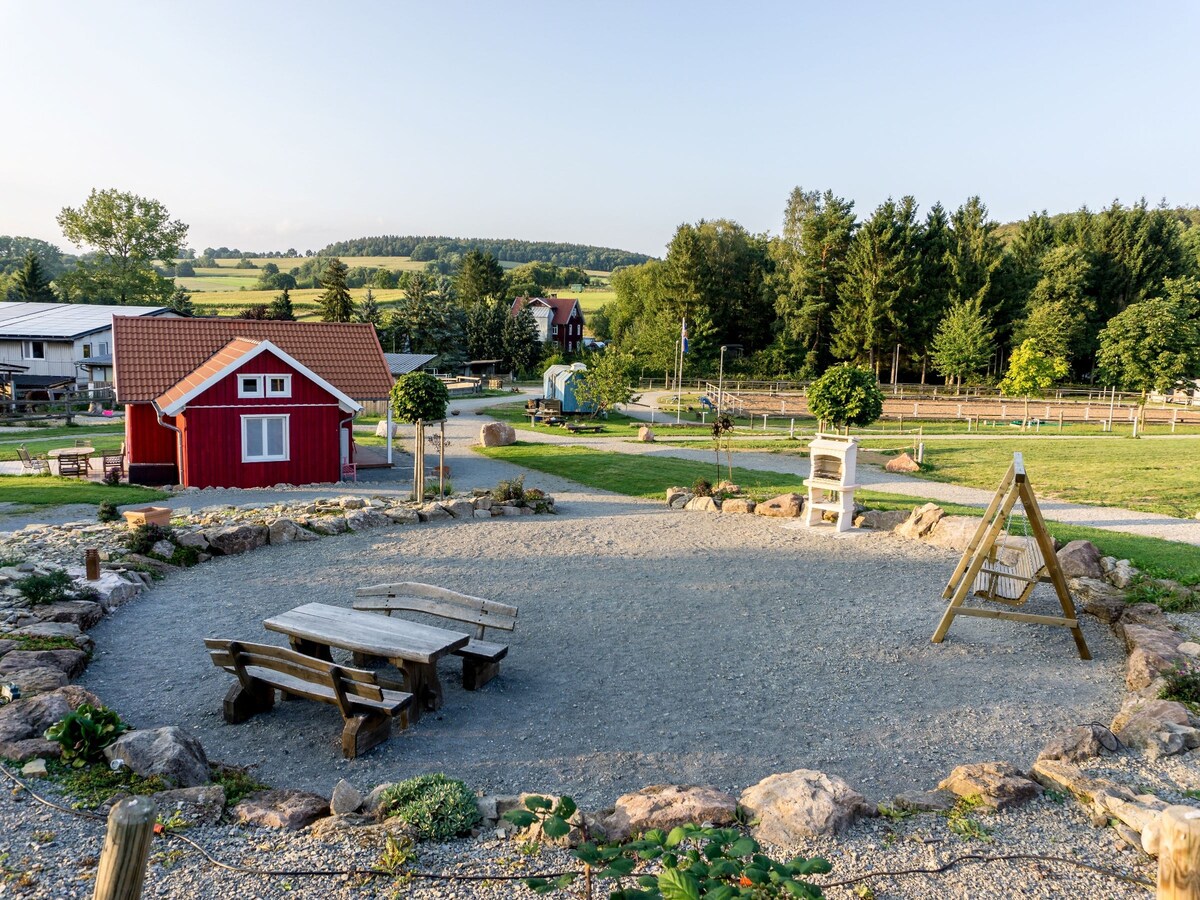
[114, 318, 393, 489]
[509, 296, 585, 353]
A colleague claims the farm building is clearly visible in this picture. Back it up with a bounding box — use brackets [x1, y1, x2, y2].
[510, 295, 585, 353]
[542, 363, 594, 414]
[383, 352, 439, 378]
[0, 301, 173, 396]
[113, 317, 393, 488]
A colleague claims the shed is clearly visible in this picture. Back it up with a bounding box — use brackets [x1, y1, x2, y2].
[542, 362, 594, 414]
[114, 318, 393, 488]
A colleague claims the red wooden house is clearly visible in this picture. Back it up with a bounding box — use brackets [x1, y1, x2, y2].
[509, 295, 585, 353]
[113, 318, 393, 488]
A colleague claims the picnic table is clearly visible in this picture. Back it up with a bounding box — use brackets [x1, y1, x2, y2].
[47, 446, 95, 458]
[263, 602, 469, 721]
[47, 446, 95, 477]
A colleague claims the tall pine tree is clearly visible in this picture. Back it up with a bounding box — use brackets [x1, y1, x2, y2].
[7, 250, 58, 302]
[318, 257, 353, 322]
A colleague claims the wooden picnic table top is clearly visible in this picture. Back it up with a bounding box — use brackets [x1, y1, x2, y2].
[263, 602, 469, 665]
[47, 446, 95, 458]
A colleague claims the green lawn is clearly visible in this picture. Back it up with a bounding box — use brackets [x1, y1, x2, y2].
[0, 424, 124, 443]
[1, 435, 124, 463]
[484, 402, 715, 438]
[0, 476, 168, 511]
[867, 438, 1200, 519]
[476, 443, 1200, 583]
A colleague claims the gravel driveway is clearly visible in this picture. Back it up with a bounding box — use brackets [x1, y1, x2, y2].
[80, 489, 1124, 809]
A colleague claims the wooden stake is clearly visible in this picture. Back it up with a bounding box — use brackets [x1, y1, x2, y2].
[93, 796, 156, 900]
[1159, 806, 1200, 899]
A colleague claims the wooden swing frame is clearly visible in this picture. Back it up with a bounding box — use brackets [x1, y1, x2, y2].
[931, 452, 1091, 660]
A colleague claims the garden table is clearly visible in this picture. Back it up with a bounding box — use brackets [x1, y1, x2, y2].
[263, 602, 470, 722]
[47, 446, 95, 476]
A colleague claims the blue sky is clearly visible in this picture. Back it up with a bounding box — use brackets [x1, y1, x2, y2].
[2, 1, 1197, 257]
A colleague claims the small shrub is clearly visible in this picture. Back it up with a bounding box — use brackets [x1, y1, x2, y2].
[102, 468, 122, 487]
[97, 501, 120, 523]
[126, 523, 175, 555]
[44, 704, 129, 768]
[1161, 660, 1200, 706]
[524, 487, 545, 500]
[16, 570, 75, 606]
[494, 474, 526, 503]
[376, 773, 481, 841]
[692, 478, 712, 497]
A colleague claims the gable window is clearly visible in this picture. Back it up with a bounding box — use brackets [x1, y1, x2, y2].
[22, 341, 45, 360]
[238, 375, 263, 398]
[265, 375, 292, 397]
[82, 344, 92, 358]
[242, 415, 289, 462]
[98, 341, 109, 356]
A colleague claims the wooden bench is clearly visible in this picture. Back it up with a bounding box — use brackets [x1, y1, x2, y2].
[205, 638, 413, 759]
[353, 583, 517, 690]
[564, 423, 604, 434]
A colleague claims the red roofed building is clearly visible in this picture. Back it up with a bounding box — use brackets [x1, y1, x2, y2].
[113, 317, 393, 488]
[509, 295, 585, 353]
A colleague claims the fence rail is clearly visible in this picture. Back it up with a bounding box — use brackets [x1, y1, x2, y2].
[0, 389, 118, 425]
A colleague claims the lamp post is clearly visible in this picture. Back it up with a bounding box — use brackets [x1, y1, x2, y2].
[716, 344, 741, 422]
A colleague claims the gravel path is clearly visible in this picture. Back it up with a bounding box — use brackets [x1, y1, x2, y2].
[81, 486, 1124, 808]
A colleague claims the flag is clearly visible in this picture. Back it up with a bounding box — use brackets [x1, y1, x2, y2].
[681, 318, 689, 354]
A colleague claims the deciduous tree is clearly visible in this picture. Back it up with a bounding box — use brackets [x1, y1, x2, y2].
[1096, 278, 1200, 394]
[931, 298, 994, 388]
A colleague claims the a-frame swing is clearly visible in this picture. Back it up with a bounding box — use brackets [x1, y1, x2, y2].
[931, 452, 1090, 660]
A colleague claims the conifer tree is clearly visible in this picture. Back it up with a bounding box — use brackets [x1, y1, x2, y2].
[318, 258, 353, 322]
[269, 287, 295, 321]
[7, 250, 58, 302]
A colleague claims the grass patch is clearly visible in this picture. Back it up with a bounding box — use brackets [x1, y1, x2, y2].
[33, 759, 166, 809]
[9, 634, 80, 652]
[210, 764, 270, 806]
[0, 424, 124, 441]
[0, 476, 168, 512]
[478, 442, 1200, 583]
[485, 401, 714, 438]
[0, 435, 124, 463]
[872, 437, 1200, 519]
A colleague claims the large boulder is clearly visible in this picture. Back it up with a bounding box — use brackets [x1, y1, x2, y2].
[268, 518, 319, 545]
[105, 727, 210, 788]
[30, 600, 104, 630]
[637, 426, 655, 443]
[894, 503, 945, 540]
[739, 770, 874, 843]
[344, 509, 390, 531]
[665, 487, 690, 507]
[480, 422, 517, 447]
[234, 789, 330, 830]
[1037, 725, 1108, 763]
[884, 452, 920, 473]
[1071, 577, 1127, 624]
[684, 496, 720, 513]
[1057, 541, 1104, 580]
[206, 525, 269, 556]
[0, 685, 100, 759]
[853, 509, 909, 531]
[0, 649, 88, 679]
[151, 785, 227, 827]
[308, 516, 349, 535]
[924, 516, 980, 552]
[3, 667, 68, 698]
[1111, 559, 1139, 589]
[1110, 697, 1190, 749]
[375, 421, 401, 438]
[1120, 624, 1185, 691]
[754, 493, 804, 518]
[721, 498, 755, 515]
[440, 499, 476, 520]
[602, 784, 738, 842]
[937, 761, 1043, 810]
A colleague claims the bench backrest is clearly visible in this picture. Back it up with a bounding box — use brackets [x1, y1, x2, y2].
[205, 638, 385, 715]
[353, 582, 517, 639]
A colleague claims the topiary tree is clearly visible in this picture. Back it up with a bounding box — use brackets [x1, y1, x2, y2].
[807, 363, 884, 431]
[390, 372, 449, 424]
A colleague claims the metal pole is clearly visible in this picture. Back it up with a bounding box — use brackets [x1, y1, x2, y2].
[675, 338, 683, 424]
[439, 420, 445, 498]
[717, 346, 726, 421]
[385, 405, 393, 465]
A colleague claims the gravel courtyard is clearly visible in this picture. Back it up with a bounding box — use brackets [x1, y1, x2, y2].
[80, 488, 1125, 809]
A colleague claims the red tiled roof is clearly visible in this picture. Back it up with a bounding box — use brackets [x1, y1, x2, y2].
[114, 317, 394, 402]
[153, 338, 260, 410]
[510, 295, 582, 327]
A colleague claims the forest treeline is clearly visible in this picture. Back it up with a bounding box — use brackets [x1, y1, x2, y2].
[593, 191, 1200, 389]
[315, 235, 652, 271]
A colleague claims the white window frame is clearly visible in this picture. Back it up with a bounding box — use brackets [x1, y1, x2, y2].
[82, 343, 92, 359]
[98, 341, 109, 356]
[241, 414, 290, 463]
[22, 340, 45, 360]
[237, 375, 264, 398]
[265, 374, 292, 397]
[552, 324, 559, 336]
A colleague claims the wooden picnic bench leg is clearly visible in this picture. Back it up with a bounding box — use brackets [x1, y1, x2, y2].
[462, 658, 501, 691]
[399, 662, 443, 718]
[341, 712, 391, 759]
[223, 678, 274, 723]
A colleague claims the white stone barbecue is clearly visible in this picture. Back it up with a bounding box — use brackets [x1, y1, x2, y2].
[803, 434, 859, 532]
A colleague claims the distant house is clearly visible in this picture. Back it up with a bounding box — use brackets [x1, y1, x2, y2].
[509, 295, 585, 353]
[114, 317, 393, 488]
[0, 301, 174, 396]
[383, 353, 439, 379]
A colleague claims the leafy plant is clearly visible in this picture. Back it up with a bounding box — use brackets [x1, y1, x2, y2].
[506, 796, 831, 898]
[125, 523, 175, 555]
[691, 478, 712, 498]
[44, 704, 129, 768]
[376, 774, 481, 841]
[1160, 659, 1200, 706]
[39, 758, 166, 808]
[942, 796, 992, 843]
[102, 468, 122, 487]
[807, 363, 884, 430]
[390, 372, 450, 424]
[209, 764, 270, 806]
[97, 501, 120, 523]
[15, 570, 77, 606]
[494, 474, 527, 503]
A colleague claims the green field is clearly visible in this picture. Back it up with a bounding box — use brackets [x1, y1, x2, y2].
[187, 287, 408, 321]
[0, 476, 168, 512]
[477, 443, 1200, 583]
[0, 433, 124, 463]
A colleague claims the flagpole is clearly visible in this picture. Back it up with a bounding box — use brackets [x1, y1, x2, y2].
[674, 338, 681, 424]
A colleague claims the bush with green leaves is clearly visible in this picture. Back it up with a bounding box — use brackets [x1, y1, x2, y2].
[506, 796, 830, 898]
[692, 478, 712, 497]
[390, 372, 450, 423]
[126, 523, 175, 555]
[44, 704, 129, 768]
[97, 501, 120, 523]
[376, 774, 480, 840]
[494, 474, 526, 503]
[807, 363, 884, 430]
[16, 570, 81, 606]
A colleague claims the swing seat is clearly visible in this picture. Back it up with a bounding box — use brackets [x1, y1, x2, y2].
[973, 537, 1047, 606]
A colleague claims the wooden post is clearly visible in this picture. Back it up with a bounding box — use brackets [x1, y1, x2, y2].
[439, 420, 446, 499]
[85, 548, 100, 581]
[93, 796, 156, 900]
[1159, 806, 1200, 899]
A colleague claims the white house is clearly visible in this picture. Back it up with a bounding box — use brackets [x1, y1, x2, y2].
[0, 302, 174, 393]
